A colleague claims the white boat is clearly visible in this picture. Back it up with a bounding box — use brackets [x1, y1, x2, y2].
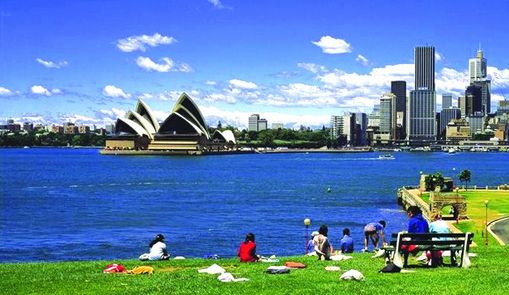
[378, 154, 395, 160]
[448, 148, 457, 154]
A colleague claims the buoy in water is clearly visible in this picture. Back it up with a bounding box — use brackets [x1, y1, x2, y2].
[327, 187, 332, 193]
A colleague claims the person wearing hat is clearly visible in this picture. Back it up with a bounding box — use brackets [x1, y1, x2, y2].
[306, 231, 319, 254]
[139, 234, 170, 261]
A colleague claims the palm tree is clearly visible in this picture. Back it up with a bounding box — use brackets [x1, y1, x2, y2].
[458, 170, 472, 190]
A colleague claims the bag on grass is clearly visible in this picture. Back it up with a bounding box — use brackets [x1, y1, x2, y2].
[103, 263, 127, 273]
[266, 266, 290, 274]
[379, 262, 401, 273]
[128, 266, 154, 275]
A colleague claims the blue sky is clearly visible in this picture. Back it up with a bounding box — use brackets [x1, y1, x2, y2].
[1, 0, 508, 128]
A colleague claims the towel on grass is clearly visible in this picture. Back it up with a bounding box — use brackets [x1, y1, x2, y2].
[340, 269, 364, 281]
[266, 266, 290, 274]
[217, 272, 249, 282]
[325, 266, 341, 272]
[330, 254, 353, 261]
[198, 264, 225, 275]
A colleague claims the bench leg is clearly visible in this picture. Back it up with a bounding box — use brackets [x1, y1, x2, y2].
[451, 250, 457, 267]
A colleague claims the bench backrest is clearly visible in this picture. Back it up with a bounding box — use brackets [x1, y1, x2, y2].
[389, 232, 474, 247]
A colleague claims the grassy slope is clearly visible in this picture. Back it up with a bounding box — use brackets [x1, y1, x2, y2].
[1, 247, 509, 295]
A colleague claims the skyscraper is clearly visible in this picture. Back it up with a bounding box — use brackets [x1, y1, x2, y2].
[415, 46, 435, 91]
[442, 94, 453, 109]
[409, 46, 436, 142]
[330, 115, 343, 139]
[248, 114, 259, 132]
[469, 49, 487, 83]
[380, 93, 397, 141]
[391, 81, 406, 139]
[468, 49, 491, 115]
[439, 107, 461, 140]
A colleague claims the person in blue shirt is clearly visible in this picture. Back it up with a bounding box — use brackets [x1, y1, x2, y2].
[407, 206, 429, 233]
[362, 220, 386, 252]
[339, 228, 354, 253]
[306, 231, 319, 254]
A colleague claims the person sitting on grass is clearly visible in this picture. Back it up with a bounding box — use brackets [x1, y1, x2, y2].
[339, 228, 354, 253]
[139, 234, 170, 261]
[362, 220, 386, 252]
[306, 231, 319, 254]
[238, 233, 260, 262]
[313, 225, 332, 260]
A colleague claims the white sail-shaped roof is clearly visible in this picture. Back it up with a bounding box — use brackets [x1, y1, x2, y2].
[116, 117, 149, 137]
[136, 99, 160, 131]
[171, 93, 210, 138]
[158, 112, 205, 136]
[220, 130, 236, 144]
[127, 111, 156, 139]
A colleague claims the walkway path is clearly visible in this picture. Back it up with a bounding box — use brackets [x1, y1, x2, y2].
[489, 217, 509, 245]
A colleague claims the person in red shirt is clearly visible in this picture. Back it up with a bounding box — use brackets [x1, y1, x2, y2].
[238, 233, 259, 262]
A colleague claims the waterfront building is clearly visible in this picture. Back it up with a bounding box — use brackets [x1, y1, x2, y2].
[468, 49, 491, 115]
[23, 122, 33, 132]
[248, 114, 259, 132]
[106, 93, 235, 153]
[368, 104, 380, 128]
[64, 123, 79, 135]
[446, 118, 471, 143]
[409, 46, 436, 143]
[442, 94, 453, 109]
[355, 112, 368, 146]
[391, 81, 407, 139]
[467, 113, 485, 136]
[51, 125, 64, 134]
[439, 107, 461, 140]
[409, 90, 436, 142]
[379, 93, 397, 141]
[330, 115, 343, 139]
[497, 100, 509, 115]
[79, 125, 90, 134]
[258, 119, 268, 131]
[272, 123, 284, 129]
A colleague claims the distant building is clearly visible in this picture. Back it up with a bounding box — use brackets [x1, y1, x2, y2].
[442, 94, 453, 109]
[465, 84, 483, 116]
[439, 107, 461, 140]
[6, 120, 21, 132]
[23, 122, 33, 132]
[409, 46, 436, 143]
[248, 114, 259, 132]
[468, 113, 485, 135]
[355, 112, 368, 146]
[497, 100, 509, 115]
[330, 115, 343, 139]
[258, 119, 267, 131]
[409, 90, 436, 142]
[79, 125, 90, 134]
[368, 104, 380, 127]
[468, 49, 491, 115]
[379, 93, 397, 141]
[446, 118, 471, 142]
[64, 123, 79, 135]
[52, 125, 64, 134]
[391, 81, 407, 139]
[272, 123, 284, 129]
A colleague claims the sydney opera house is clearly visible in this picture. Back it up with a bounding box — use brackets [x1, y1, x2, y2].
[103, 93, 236, 155]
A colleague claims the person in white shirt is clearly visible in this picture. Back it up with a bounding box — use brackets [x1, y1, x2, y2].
[139, 234, 170, 261]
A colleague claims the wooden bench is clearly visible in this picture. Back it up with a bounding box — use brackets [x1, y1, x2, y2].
[383, 232, 474, 267]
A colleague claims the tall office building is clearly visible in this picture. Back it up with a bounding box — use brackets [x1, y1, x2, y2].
[368, 104, 380, 127]
[442, 94, 453, 109]
[439, 107, 461, 140]
[391, 81, 407, 139]
[469, 49, 487, 83]
[258, 119, 268, 131]
[468, 49, 491, 115]
[354, 112, 368, 146]
[248, 114, 260, 132]
[409, 46, 436, 142]
[465, 85, 483, 116]
[415, 46, 435, 91]
[380, 93, 397, 140]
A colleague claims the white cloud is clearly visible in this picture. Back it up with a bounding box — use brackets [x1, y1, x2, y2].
[312, 36, 352, 54]
[36, 58, 68, 69]
[488, 66, 509, 89]
[205, 80, 217, 86]
[117, 33, 177, 52]
[30, 85, 61, 96]
[102, 85, 130, 98]
[297, 62, 327, 74]
[435, 52, 443, 61]
[135, 56, 192, 73]
[136, 56, 174, 72]
[355, 54, 370, 66]
[0, 86, 13, 96]
[229, 79, 258, 90]
[208, 0, 224, 8]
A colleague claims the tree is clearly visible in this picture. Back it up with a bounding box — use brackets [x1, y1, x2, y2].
[424, 172, 445, 191]
[458, 170, 472, 190]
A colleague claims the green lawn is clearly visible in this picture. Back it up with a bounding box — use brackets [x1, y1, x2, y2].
[1, 247, 509, 295]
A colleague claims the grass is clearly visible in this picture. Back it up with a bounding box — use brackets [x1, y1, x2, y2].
[1, 246, 509, 295]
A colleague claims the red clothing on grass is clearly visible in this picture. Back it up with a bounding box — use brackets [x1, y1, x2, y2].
[238, 241, 257, 262]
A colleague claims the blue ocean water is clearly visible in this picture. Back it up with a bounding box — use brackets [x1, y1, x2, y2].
[1, 148, 508, 262]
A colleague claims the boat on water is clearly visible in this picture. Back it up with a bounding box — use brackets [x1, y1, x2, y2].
[378, 154, 395, 160]
[448, 148, 457, 154]
[23, 146, 30, 149]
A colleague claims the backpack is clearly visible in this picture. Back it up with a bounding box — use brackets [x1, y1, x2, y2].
[103, 263, 127, 273]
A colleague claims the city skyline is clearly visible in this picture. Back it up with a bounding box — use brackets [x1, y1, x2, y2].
[1, 0, 509, 129]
